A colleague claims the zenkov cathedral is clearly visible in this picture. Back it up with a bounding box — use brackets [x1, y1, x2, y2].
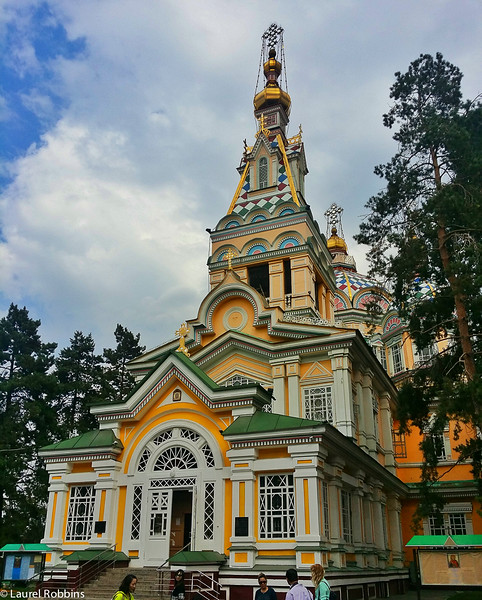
[39, 24, 481, 598]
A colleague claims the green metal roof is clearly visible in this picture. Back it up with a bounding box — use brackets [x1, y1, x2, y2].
[169, 550, 226, 565]
[0, 544, 51, 552]
[223, 411, 321, 435]
[40, 429, 123, 452]
[406, 535, 482, 547]
[173, 351, 222, 391]
[62, 550, 129, 562]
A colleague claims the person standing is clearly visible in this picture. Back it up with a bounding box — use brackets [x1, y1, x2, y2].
[285, 569, 313, 600]
[255, 573, 277, 600]
[171, 569, 186, 600]
[310, 564, 330, 600]
[113, 574, 137, 600]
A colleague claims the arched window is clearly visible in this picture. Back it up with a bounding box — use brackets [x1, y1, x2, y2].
[258, 157, 268, 189]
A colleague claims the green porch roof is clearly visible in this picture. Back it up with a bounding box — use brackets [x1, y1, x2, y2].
[406, 535, 482, 547]
[0, 544, 51, 553]
[41, 429, 123, 452]
[223, 411, 321, 435]
[169, 550, 226, 565]
[62, 549, 129, 562]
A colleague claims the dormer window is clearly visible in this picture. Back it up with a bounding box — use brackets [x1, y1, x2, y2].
[258, 157, 268, 189]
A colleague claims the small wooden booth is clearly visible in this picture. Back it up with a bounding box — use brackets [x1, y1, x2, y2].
[406, 535, 482, 587]
[0, 543, 51, 582]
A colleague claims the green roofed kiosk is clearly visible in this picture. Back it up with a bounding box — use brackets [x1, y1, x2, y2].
[0, 544, 51, 582]
[406, 535, 482, 587]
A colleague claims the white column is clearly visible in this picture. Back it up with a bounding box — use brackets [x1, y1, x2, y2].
[329, 349, 355, 438]
[287, 358, 301, 417]
[362, 370, 377, 456]
[270, 360, 286, 414]
[387, 494, 404, 568]
[380, 393, 395, 472]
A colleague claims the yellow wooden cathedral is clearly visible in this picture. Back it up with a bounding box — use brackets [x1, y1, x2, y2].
[39, 23, 481, 598]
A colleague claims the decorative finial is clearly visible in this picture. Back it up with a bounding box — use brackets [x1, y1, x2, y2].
[225, 248, 236, 270]
[175, 322, 190, 357]
[324, 203, 345, 239]
[256, 113, 270, 138]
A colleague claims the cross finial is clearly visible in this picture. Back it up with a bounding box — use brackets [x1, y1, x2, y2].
[225, 248, 236, 270]
[175, 322, 190, 357]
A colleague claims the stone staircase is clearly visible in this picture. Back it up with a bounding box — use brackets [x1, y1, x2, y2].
[80, 567, 171, 600]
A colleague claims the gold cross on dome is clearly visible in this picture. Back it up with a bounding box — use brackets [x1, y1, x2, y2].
[175, 322, 190, 357]
[225, 248, 236, 270]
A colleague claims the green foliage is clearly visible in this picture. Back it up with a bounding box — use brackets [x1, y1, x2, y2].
[356, 53, 482, 521]
[0, 305, 145, 544]
[0, 304, 59, 546]
[101, 324, 145, 403]
[55, 331, 103, 435]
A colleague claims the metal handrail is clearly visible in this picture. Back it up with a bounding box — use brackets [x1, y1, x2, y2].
[37, 543, 118, 592]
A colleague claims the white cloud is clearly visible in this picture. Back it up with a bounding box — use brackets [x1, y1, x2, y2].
[1, 0, 481, 351]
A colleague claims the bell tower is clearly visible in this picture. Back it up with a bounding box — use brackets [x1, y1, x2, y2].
[207, 24, 337, 323]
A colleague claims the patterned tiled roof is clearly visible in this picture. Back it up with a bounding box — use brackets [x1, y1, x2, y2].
[334, 269, 382, 300]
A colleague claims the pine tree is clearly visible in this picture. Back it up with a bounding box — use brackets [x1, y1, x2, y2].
[56, 331, 103, 435]
[356, 53, 482, 520]
[101, 324, 145, 403]
[0, 304, 58, 544]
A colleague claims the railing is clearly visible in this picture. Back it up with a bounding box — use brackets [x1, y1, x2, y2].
[156, 542, 222, 600]
[37, 543, 119, 593]
[190, 570, 222, 600]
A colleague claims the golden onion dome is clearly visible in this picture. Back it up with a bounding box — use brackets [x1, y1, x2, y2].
[327, 226, 348, 253]
[253, 48, 291, 114]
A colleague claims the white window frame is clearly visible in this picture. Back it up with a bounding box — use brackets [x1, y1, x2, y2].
[259, 474, 295, 539]
[390, 343, 404, 374]
[303, 386, 333, 423]
[65, 485, 95, 541]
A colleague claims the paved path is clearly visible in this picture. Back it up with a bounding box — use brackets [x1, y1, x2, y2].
[388, 589, 479, 600]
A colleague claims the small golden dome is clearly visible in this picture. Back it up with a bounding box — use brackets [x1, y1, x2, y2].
[327, 226, 348, 253]
[253, 48, 291, 114]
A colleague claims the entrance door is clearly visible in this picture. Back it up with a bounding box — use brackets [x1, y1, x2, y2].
[145, 489, 172, 565]
[169, 489, 193, 556]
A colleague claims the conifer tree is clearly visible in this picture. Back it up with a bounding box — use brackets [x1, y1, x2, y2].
[56, 331, 102, 435]
[0, 304, 58, 544]
[356, 53, 482, 521]
[101, 324, 145, 403]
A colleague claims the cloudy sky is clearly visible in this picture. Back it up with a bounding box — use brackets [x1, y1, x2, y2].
[1, 0, 481, 354]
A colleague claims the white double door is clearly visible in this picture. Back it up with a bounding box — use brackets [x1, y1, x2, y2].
[144, 487, 194, 566]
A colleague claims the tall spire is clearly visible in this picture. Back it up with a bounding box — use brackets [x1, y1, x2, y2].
[253, 24, 291, 135]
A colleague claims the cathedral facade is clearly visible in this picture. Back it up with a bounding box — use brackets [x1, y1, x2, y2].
[39, 24, 480, 598]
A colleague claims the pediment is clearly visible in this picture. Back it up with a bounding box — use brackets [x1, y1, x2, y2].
[300, 361, 333, 381]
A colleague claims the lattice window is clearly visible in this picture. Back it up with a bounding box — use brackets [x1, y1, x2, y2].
[428, 512, 467, 535]
[150, 490, 169, 536]
[137, 448, 151, 472]
[428, 513, 445, 535]
[180, 428, 200, 442]
[131, 486, 142, 540]
[224, 375, 256, 386]
[152, 430, 173, 445]
[259, 474, 295, 539]
[449, 513, 467, 535]
[392, 431, 407, 458]
[262, 401, 272, 413]
[201, 443, 215, 467]
[151, 478, 196, 488]
[341, 490, 353, 544]
[258, 157, 268, 189]
[391, 343, 404, 374]
[304, 386, 333, 423]
[154, 446, 197, 471]
[204, 482, 215, 539]
[322, 482, 330, 537]
[65, 485, 95, 541]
